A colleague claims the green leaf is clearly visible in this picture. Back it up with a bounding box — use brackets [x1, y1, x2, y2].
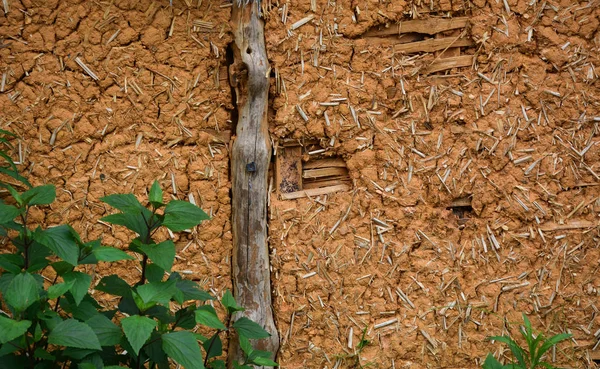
[21, 185, 56, 206]
[5, 272, 39, 312]
[33, 348, 55, 361]
[233, 363, 252, 369]
[174, 307, 197, 330]
[239, 334, 253, 356]
[482, 354, 504, 369]
[86, 315, 122, 346]
[145, 263, 165, 283]
[250, 356, 278, 366]
[0, 316, 31, 344]
[143, 332, 169, 368]
[121, 315, 157, 355]
[210, 360, 226, 369]
[537, 333, 572, 361]
[136, 280, 177, 306]
[78, 364, 97, 369]
[140, 240, 175, 272]
[202, 333, 222, 360]
[92, 246, 134, 262]
[100, 194, 146, 213]
[195, 305, 226, 330]
[489, 336, 526, 368]
[0, 167, 31, 189]
[0, 204, 21, 224]
[33, 225, 79, 266]
[173, 280, 213, 304]
[0, 254, 24, 274]
[63, 271, 92, 306]
[162, 200, 210, 232]
[48, 319, 101, 350]
[47, 280, 75, 299]
[221, 290, 244, 314]
[96, 275, 131, 297]
[51, 261, 74, 276]
[100, 213, 149, 237]
[162, 331, 205, 369]
[232, 317, 270, 339]
[2, 183, 23, 205]
[149, 180, 164, 207]
[0, 353, 27, 368]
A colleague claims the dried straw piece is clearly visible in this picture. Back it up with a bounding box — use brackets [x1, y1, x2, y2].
[290, 15, 314, 30]
[75, 57, 99, 81]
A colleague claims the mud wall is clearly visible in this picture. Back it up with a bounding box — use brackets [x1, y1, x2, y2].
[0, 0, 233, 297]
[265, 0, 600, 368]
[2, 0, 600, 368]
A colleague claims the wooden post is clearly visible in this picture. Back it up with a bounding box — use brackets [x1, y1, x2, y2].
[229, 1, 279, 368]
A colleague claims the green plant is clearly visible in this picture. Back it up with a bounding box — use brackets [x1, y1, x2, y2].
[0, 165, 277, 368]
[0, 129, 31, 189]
[335, 328, 374, 369]
[483, 314, 572, 369]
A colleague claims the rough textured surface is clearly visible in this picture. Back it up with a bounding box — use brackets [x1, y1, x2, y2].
[0, 0, 234, 314]
[2, 0, 600, 368]
[264, 0, 600, 368]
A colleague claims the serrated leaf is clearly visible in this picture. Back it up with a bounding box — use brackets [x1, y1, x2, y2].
[63, 271, 92, 306]
[5, 272, 39, 312]
[195, 305, 226, 330]
[86, 314, 122, 346]
[136, 280, 177, 306]
[92, 246, 134, 262]
[100, 213, 149, 237]
[0, 254, 23, 274]
[232, 317, 270, 339]
[149, 181, 164, 207]
[0, 204, 21, 224]
[47, 280, 75, 299]
[162, 331, 205, 369]
[48, 319, 101, 350]
[100, 194, 146, 213]
[239, 334, 253, 356]
[33, 225, 79, 266]
[202, 333, 222, 361]
[145, 263, 165, 283]
[162, 200, 210, 232]
[96, 275, 131, 297]
[140, 240, 175, 272]
[0, 316, 31, 344]
[51, 261, 74, 276]
[221, 289, 244, 314]
[121, 315, 157, 355]
[174, 307, 197, 330]
[21, 185, 56, 206]
[175, 280, 213, 303]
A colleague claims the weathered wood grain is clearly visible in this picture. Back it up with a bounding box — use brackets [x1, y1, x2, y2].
[229, 2, 279, 368]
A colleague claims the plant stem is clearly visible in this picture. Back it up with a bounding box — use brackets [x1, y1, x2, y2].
[140, 254, 148, 284]
[24, 333, 35, 368]
[21, 209, 30, 270]
[203, 331, 223, 367]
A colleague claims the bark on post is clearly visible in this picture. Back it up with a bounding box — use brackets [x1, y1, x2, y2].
[229, 1, 279, 368]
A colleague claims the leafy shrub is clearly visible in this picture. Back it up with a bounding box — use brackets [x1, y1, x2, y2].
[483, 314, 571, 369]
[0, 135, 277, 369]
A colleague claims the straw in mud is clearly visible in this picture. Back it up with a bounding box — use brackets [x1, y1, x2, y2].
[75, 57, 99, 81]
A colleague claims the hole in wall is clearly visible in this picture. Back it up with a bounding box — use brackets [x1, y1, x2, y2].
[275, 138, 351, 200]
[447, 196, 473, 229]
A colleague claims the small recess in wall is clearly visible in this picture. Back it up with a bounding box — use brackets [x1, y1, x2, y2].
[275, 139, 350, 200]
